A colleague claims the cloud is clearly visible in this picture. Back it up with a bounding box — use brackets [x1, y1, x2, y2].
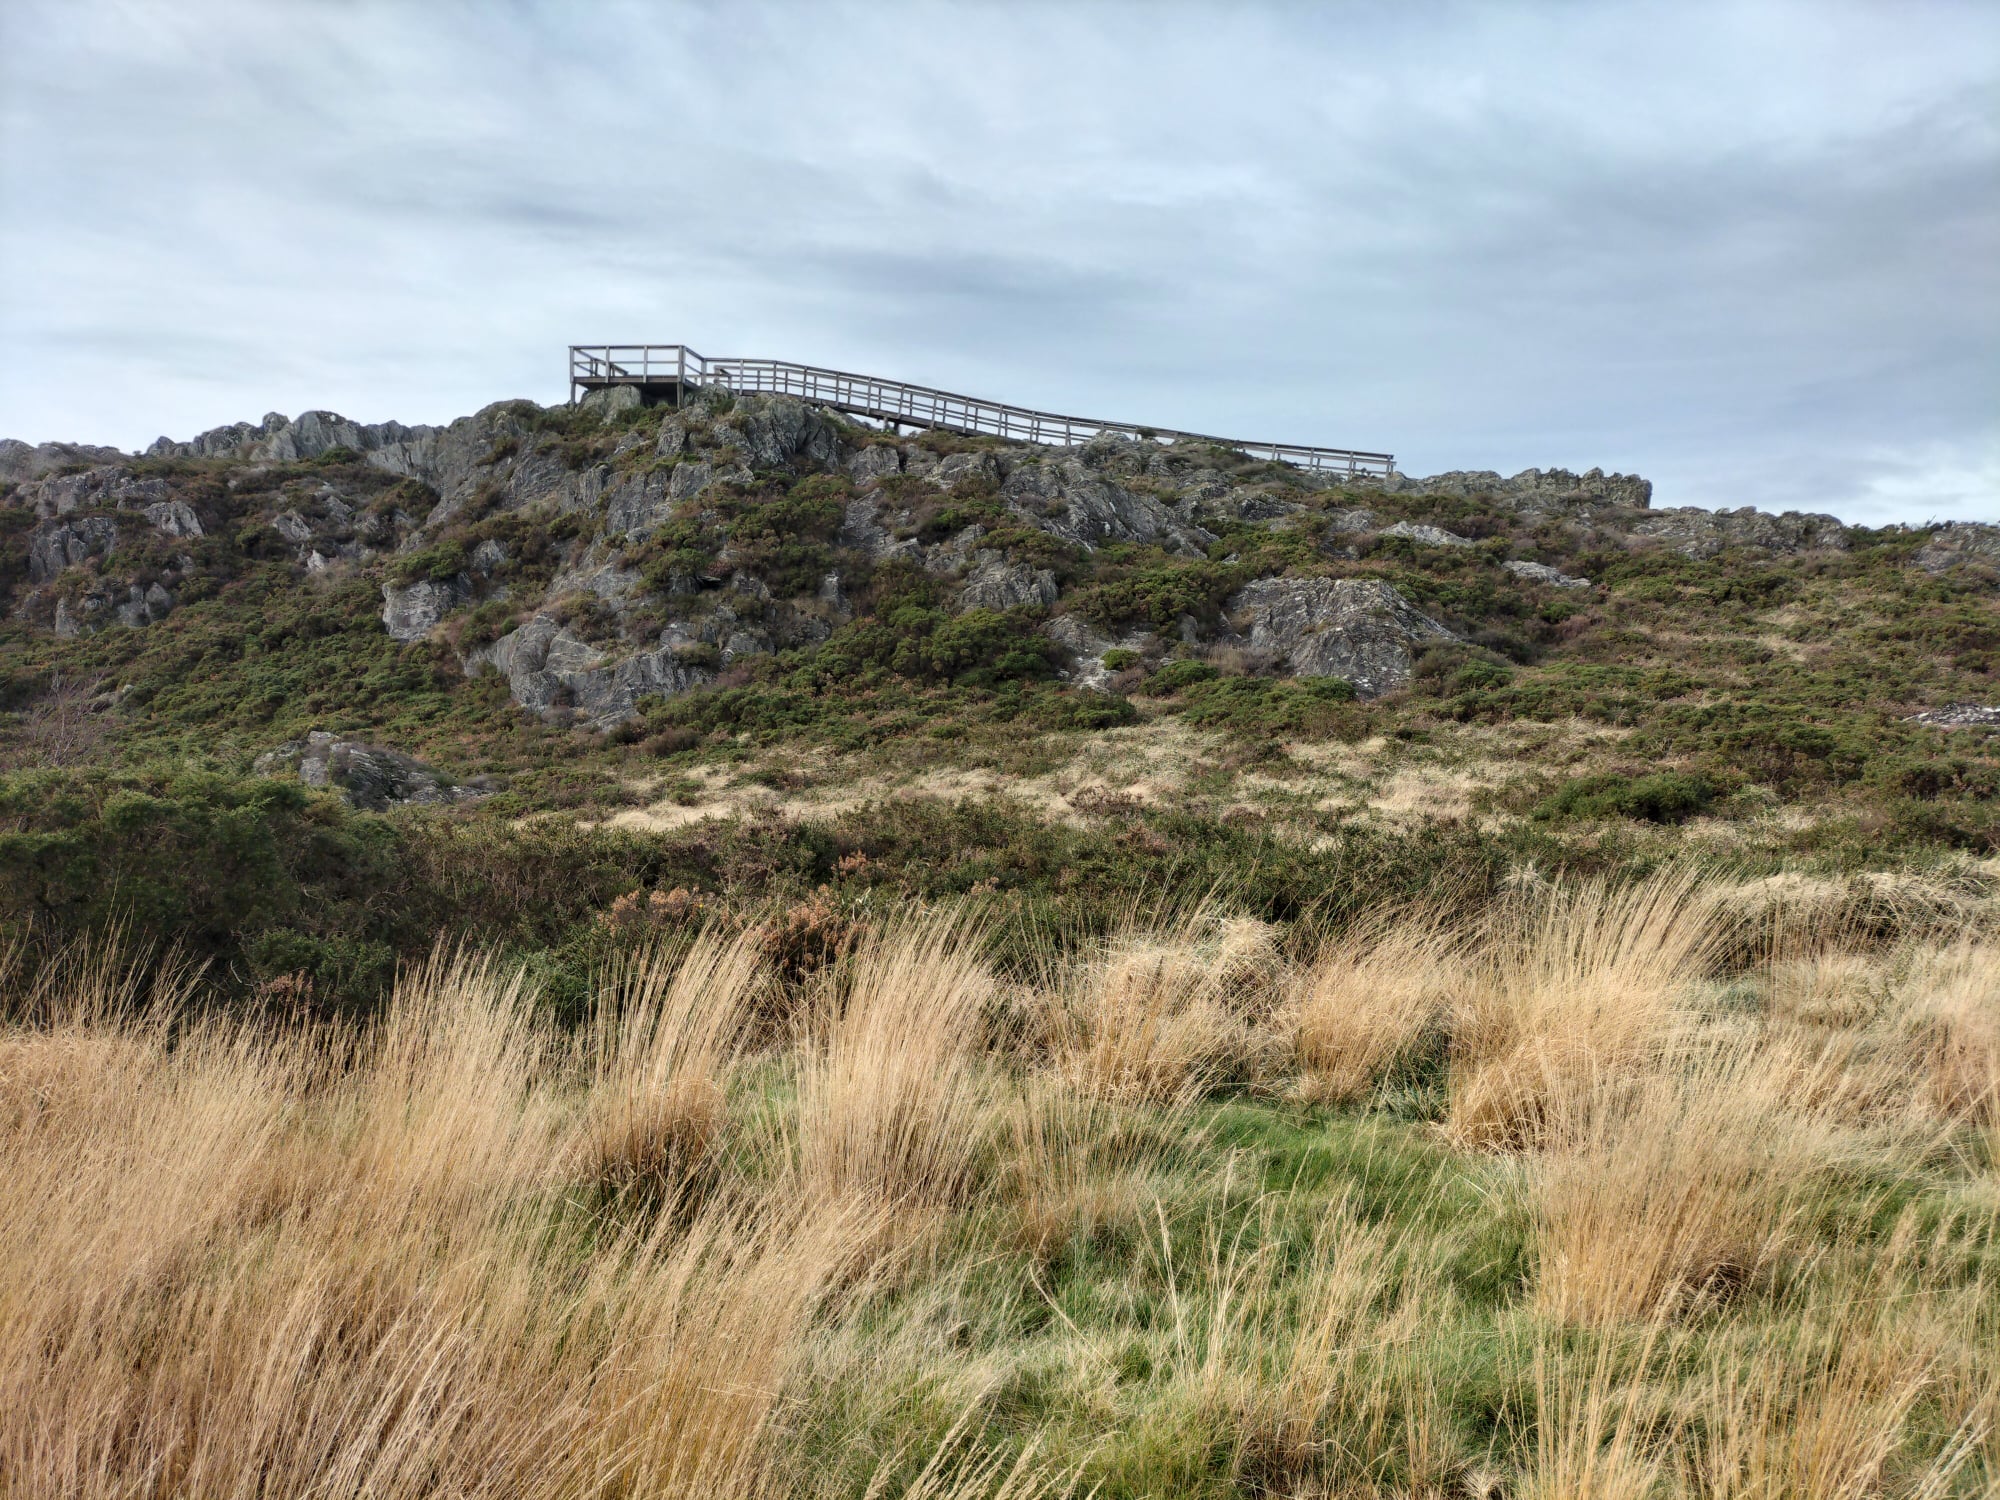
[0, 0, 1994, 523]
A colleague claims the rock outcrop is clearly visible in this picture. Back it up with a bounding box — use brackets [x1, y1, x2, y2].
[1379, 521, 1475, 548]
[29, 517, 119, 582]
[468, 615, 714, 727]
[0, 438, 126, 485]
[957, 553, 1059, 612]
[254, 731, 495, 811]
[1627, 506, 1849, 559]
[381, 577, 470, 641]
[1906, 704, 2000, 729]
[1504, 559, 1592, 589]
[1220, 578, 1457, 697]
[1379, 466, 1653, 514]
[1915, 522, 2000, 575]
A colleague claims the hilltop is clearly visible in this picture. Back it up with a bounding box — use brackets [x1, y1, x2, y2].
[2, 387, 1998, 1006]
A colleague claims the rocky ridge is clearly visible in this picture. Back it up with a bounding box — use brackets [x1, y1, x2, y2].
[7, 390, 1995, 729]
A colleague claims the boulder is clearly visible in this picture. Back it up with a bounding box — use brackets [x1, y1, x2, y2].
[115, 582, 175, 628]
[847, 444, 903, 482]
[469, 614, 712, 726]
[957, 552, 1058, 612]
[1504, 559, 1591, 589]
[254, 730, 494, 811]
[381, 576, 469, 641]
[143, 500, 204, 539]
[579, 385, 643, 421]
[1379, 521, 1474, 548]
[1222, 578, 1457, 697]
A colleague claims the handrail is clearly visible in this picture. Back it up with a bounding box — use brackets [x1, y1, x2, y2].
[567, 343, 1392, 477]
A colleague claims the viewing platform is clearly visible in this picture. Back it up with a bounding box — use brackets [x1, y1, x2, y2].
[568, 343, 1393, 479]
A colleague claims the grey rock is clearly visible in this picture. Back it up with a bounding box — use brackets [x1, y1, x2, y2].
[254, 730, 493, 811]
[1504, 559, 1592, 589]
[1906, 704, 2000, 729]
[470, 538, 509, 575]
[957, 552, 1059, 612]
[17, 465, 172, 519]
[579, 385, 643, 421]
[605, 469, 675, 536]
[1914, 522, 2000, 575]
[847, 444, 902, 482]
[1207, 487, 1306, 525]
[271, 509, 314, 545]
[150, 408, 437, 465]
[707, 395, 844, 473]
[0, 439, 126, 485]
[1000, 456, 1215, 555]
[1222, 577, 1457, 697]
[1379, 521, 1475, 548]
[1628, 506, 1848, 560]
[1381, 466, 1653, 515]
[931, 451, 1001, 490]
[1042, 613, 1153, 690]
[469, 614, 711, 726]
[143, 500, 204, 539]
[381, 576, 469, 641]
[114, 582, 174, 629]
[668, 460, 714, 501]
[29, 516, 118, 581]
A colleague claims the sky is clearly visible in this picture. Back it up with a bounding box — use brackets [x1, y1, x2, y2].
[1, 0, 1995, 525]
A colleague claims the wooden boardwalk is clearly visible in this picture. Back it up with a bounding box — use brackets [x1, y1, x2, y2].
[569, 344, 1393, 479]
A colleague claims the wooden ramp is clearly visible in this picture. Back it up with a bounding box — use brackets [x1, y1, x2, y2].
[568, 343, 1392, 479]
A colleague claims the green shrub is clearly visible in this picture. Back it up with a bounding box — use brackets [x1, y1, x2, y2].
[1535, 772, 1714, 825]
[1141, 658, 1220, 696]
[1174, 674, 1358, 736]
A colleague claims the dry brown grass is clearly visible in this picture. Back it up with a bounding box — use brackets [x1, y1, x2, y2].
[0, 936, 1037, 1500]
[579, 927, 765, 1200]
[1447, 867, 1720, 1150]
[5, 884, 1996, 1497]
[1047, 915, 1268, 1107]
[1292, 912, 1462, 1105]
[796, 913, 995, 1211]
[1532, 1049, 1830, 1325]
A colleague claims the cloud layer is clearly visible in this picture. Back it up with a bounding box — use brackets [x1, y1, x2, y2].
[2, 0, 1995, 522]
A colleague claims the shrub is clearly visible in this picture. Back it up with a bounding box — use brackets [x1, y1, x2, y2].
[1536, 773, 1714, 825]
[1141, 658, 1220, 696]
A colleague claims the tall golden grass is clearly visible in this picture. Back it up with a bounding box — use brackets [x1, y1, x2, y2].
[0, 936, 1052, 1499]
[3, 871, 1995, 1497]
[1447, 866, 1721, 1149]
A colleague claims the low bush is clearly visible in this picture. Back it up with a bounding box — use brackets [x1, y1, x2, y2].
[1535, 772, 1714, 825]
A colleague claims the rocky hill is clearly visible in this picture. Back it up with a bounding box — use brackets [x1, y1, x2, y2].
[11, 386, 1993, 732]
[6, 383, 2000, 1009]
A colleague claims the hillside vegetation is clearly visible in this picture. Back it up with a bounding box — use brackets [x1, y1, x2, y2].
[3, 388, 1998, 1010]
[3, 391, 1998, 1495]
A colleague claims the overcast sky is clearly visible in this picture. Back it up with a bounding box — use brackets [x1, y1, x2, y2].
[2, 1, 1994, 524]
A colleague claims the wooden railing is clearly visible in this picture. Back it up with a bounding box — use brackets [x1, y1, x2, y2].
[568, 343, 1393, 478]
